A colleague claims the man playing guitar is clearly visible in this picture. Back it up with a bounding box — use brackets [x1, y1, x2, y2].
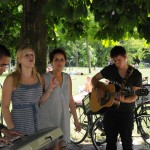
[92, 46, 142, 150]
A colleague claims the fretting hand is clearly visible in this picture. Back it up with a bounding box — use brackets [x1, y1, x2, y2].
[115, 93, 125, 102]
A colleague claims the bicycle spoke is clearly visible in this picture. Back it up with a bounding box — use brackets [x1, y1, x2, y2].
[70, 105, 88, 144]
[137, 105, 150, 146]
[91, 117, 106, 150]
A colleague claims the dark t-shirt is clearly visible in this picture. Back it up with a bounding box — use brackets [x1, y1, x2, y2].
[100, 64, 142, 112]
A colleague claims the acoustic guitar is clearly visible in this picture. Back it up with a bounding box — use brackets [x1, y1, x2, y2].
[90, 81, 149, 113]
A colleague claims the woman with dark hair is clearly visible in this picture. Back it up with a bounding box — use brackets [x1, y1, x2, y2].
[39, 48, 81, 148]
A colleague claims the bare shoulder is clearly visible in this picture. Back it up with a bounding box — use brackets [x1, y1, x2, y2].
[2, 74, 14, 91]
[40, 75, 45, 88]
[36, 72, 42, 80]
[37, 73, 45, 88]
[62, 72, 71, 80]
[4, 74, 13, 84]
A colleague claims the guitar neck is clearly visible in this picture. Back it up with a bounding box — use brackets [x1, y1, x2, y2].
[112, 91, 136, 97]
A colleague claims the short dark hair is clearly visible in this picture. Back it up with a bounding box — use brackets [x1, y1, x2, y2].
[49, 48, 67, 63]
[0, 44, 11, 58]
[110, 46, 126, 58]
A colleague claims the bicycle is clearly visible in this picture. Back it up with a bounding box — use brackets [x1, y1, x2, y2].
[70, 84, 150, 149]
[70, 94, 106, 145]
[135, 84, 150, 146]
[91, 84, 150, 150]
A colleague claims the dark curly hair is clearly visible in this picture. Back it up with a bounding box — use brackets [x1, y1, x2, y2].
[49, 48, 67, 63]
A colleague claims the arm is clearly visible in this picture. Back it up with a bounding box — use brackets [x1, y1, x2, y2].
[39, 76, 59, 105]
[91, 72, 103, 88]
[119, 86, 140, 103]
[69, 76, 81, 131]
[2, 75, 14, 129]
[119, 71, 142, 103]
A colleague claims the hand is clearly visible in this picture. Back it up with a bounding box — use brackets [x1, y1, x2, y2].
[48, 76, 59, 92]
[0, 137, 10, 145]
[1, 128, 23, 138]
[74, 120, 81, 132]
[119, 95, 125, 102]
[115, 94, 125, 103]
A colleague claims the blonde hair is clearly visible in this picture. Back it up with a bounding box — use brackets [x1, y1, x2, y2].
[11, 44, 37, 88]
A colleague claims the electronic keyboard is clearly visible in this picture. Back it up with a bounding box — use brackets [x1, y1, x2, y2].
[0, 127, 63, 150]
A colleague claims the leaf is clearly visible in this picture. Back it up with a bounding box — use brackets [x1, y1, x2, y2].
[146, 0, 150, 11]
[64, 6, 74, 22]
[44, 0, 66, 17]
[74, 2, 87, 20]
[92, 0, 104, 9]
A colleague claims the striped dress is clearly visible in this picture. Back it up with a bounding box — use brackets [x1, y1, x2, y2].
[11, 81, 42, 135]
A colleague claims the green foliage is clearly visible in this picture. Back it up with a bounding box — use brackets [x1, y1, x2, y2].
[138, 20, 150, 42]
[43, 0, 67, 17]
[91, 0, 150, 41]
[0, 0, 22, 59]
[74, 1, 88, 20]
[1, 0, 150, 71]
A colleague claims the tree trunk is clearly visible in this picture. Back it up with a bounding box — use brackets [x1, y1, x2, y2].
[86, 37, 91, 73]
[19, 0, 47, 74]
[74, 41, 78, 67]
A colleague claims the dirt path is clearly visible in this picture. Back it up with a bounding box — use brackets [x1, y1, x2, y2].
[67, 137, 150, 150]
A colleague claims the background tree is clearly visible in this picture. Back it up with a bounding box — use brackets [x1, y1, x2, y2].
[1, 0, 150, 73]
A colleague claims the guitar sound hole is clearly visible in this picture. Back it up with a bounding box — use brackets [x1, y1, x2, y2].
[100, 91, 110, 106]
[101, 98, 108, 105]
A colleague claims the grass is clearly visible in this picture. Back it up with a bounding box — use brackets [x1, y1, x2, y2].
[0, 67, 150, 96]
[69, 67, 150, 95]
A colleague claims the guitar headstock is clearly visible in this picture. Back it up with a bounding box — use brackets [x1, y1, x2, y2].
[135, 88, 149, 96]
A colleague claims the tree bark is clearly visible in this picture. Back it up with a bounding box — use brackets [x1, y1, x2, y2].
[74, 42, 78, 67]
[19, 0, 47, 74]
[86, 36, 91, 73]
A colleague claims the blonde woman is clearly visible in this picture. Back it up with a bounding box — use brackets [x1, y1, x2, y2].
[1, 45, 44, 135]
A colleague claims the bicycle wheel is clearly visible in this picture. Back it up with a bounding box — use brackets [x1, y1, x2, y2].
[90, 116, 106, 150]
[70, 104, 88, 144]
[136, 102, 150, 146]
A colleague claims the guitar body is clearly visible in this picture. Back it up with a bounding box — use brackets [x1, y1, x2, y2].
[90, 82, 119, 113]
[90, 81, 149, 113]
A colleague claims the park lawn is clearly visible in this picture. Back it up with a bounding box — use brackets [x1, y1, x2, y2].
[70, 67, 150, 95]
[0, 67, 150, 102]
[0, 67, 150, 96]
